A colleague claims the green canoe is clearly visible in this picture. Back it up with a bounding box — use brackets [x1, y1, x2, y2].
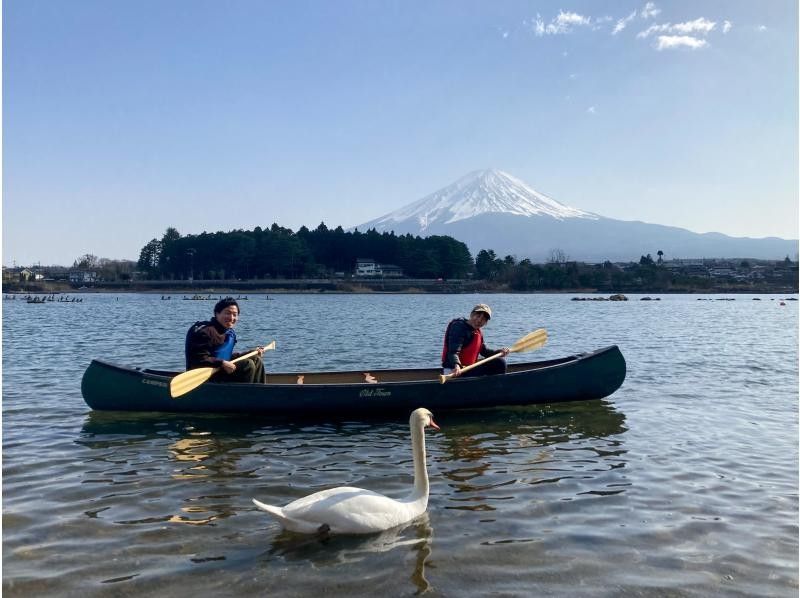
[81, 345, 626, 416]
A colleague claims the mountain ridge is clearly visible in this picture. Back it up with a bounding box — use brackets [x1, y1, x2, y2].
[367, 169, 597, 232]
[354, 170, 797, 261]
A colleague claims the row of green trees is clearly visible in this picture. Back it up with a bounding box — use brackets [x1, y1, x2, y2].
[475, 249, 632, 290]
[135, 224, 796, 291]
[138, 224, 474, 280]
[472, 250, 796, 291]
[476, 249, 716, 291]
[71, 254, 137, 281]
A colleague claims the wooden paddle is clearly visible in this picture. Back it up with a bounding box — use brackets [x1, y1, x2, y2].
[170, 340, 276, 398]
[439, 328, 547, 384]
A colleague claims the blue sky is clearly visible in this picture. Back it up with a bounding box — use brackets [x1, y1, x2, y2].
[3, 1, 798, 266]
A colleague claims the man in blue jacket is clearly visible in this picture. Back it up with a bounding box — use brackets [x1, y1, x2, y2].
[185, 297, 267, 383]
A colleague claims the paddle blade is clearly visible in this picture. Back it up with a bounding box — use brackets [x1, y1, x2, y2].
[510, 328, 548, 353]
[170, 366, 217, 398]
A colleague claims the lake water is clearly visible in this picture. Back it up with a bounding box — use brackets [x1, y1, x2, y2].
[2, 292, 798, 597]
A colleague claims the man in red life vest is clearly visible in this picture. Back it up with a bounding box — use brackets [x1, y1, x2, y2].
[441, 304, 510, 378]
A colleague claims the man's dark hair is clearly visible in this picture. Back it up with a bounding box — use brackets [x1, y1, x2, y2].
[214, 297, 239, 315]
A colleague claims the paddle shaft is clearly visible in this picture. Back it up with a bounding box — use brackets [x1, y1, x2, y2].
[228, 348, 262, 366]
[438, 328, 547, 384]
[220, 340, 276, 370]
[439, 351, 505, 384]
[170, 340, 275, 398]
[213, 342, 274, 372]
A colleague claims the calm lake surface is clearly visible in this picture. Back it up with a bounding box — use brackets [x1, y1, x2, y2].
[3, 292, 798, 597]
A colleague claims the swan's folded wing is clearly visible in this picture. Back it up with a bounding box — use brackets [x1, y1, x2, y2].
[252, 498, 327, 534]
[283, 487, 425, 534]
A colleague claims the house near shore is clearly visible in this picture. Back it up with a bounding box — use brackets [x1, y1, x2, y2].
[69, 270, 98, 284]
[355, 258, 403, 278]
[2, 267, 45, 282]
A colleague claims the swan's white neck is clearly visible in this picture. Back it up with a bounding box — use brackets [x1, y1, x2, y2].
[410, 420, 429, 501]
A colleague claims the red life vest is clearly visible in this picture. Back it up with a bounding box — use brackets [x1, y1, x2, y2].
[441, 319, 483, 366]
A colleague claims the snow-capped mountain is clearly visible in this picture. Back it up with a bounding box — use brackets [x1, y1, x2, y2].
[354, 170, 797, 261]
[363, 169, 597, 232]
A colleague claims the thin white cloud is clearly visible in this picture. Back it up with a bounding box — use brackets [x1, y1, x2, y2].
[554, 11, 591, 27]
[534, 14, 546, 36]
[530, 7, 728, 52]
[655, 35, 709, 50]
[640, 2, 661, 20]
[534, 10, 593, 36]
[587, 106, 597, 114]
[638, 17, 716, 39]
[613, 10, 637, 35]
[637, 24, 664, 38]
[757, 25, 768, 32]
[593, 16, 613, 30]
[673, 17, 716, 35]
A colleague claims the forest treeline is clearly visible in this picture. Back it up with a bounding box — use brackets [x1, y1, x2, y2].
[477, 249, 696, 291]
[130, 224, 797, 292]
[137, 223, 473, 280]
[8, 225, 796, 293]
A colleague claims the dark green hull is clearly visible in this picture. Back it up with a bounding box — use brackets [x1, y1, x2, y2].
[81, 346, 626, 416]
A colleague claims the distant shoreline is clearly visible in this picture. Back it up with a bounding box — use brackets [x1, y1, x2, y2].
[3, 278, 797, 295]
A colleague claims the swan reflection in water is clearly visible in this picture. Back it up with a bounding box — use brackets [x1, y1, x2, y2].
[264, 515, 434, 594]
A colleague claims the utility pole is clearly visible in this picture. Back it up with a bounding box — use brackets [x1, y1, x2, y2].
[187, 248, 195, 284]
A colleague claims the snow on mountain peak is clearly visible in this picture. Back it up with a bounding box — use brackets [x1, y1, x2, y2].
[372, 169, 597, 231]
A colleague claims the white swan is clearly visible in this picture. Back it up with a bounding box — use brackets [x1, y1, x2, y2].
[252, 407, 439, 534]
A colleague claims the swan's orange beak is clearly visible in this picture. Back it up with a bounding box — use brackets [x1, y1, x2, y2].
[428, 417, 440, 430]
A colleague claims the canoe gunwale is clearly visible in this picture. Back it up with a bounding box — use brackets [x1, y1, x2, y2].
[129, 353, 583, 387]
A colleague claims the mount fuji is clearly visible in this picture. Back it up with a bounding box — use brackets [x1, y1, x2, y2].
[354, 170, 797, 262]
